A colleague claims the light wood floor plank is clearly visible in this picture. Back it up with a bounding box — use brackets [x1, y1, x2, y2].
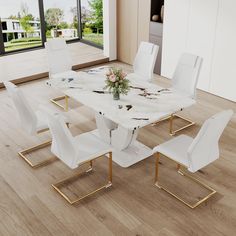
[0, 176, 52, 236]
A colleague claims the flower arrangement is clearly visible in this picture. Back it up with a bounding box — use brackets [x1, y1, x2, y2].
[104, 68, 130, 100]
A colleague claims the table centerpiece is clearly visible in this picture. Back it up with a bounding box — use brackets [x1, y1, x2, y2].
[104, 68, 130, 100]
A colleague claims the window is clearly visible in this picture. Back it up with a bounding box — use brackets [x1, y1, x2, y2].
[0, 0, 103, 55]
[43, 0, 79, 41]
[13, 22, 20, 30]
[1, 21, 7, 30]
[81, 0, 103, 46]
[0, 0, 43, 52]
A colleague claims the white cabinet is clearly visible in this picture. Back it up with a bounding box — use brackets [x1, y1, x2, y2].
[210, 0, 236, 102]
[186, 0, 218, 91]
[161, 0, 190, 79]
[162, 0, 236, 102]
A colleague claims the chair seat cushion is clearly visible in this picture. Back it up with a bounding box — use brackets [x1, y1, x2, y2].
[153, 135, 193, 167]
[74, 132, 111, 167]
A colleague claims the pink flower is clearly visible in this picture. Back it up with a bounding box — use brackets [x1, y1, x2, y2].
[121, 72, 127, 79]
[109, 74, 116, 82]
[106, 70, 112, 77]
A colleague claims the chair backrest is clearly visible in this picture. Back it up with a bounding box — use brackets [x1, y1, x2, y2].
[46, 111, 78, 169]
[4, 82, 37, 135]
[172, 53, 203, 99]
[133, 41, 159, 81]
[45, 38, 72, 76]
[187, 110, 233, 172]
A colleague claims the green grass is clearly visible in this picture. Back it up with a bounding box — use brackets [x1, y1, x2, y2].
[10, 37, 41, 44]
[4, 33, 103, 52]
[4, 40, 42, 52]
[83, 33, 103, 46]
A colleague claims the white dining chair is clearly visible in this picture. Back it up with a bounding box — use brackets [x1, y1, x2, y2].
[155, 53, 203, 135]
[153, 110, 233, 208]
[4, 81, 57, 168]
[128, 41, 159, 82]
[44, 110, 113, 205]
[45, 38, 78, 111]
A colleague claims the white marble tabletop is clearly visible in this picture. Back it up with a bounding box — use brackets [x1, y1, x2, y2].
[56, 67, 196, 130]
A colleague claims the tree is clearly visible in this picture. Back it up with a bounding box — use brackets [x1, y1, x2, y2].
[19, 2, 33, 38]
[26, 14, 35, 21]
[45, 8, 64, 30]
[70, 7, 79, 29]
[20, 16, 33, 37]
[89, 0, 103, 31]
[80, 6, 91, 25]
[59, 22, 69, 29]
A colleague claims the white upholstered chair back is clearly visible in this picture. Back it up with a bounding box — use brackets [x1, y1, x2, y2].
[45, 38, 72, 76]
[46, 112, 77, 168]
[133, 42, 159, 81]
[4, 82, 37, 135]
[187, 110, 233, 172]
[172, 53, 203, 99]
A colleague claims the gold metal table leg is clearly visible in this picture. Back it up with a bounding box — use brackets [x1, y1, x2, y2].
[153, 113, 195, 136]
[170, 114, 195, 136]
[50, 95, 69, 111]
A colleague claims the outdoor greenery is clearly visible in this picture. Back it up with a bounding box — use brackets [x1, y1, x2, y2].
[83, 33, 103, 46]
[81, 0, 103, 45]
[4, 3, 41, 52]
[45, 8, 64, 34]
[4, 0, 103, 52]
[20, 16, 33, 36]
[4, 40, 42, 52]
[83, 27, 93, 34]
[10, 37, 41, 44]
[88, 0, 103, 30]
[19, 3, 34, 37]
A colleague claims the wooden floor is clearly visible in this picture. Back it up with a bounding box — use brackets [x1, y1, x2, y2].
[0, 62, 236, 236]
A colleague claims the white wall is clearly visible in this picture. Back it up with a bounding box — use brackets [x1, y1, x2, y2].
[103, 0, 117, 61]
[210, 0, 236, 102]
[161, 0, 190, 78]
[162, 0, 236, 102]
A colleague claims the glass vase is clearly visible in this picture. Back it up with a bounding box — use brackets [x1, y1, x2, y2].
[113, 90, 120, 100]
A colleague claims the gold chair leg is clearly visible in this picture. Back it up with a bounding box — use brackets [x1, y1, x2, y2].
[154, 152, 216, 209]
[169, 114, 174, 135]
[37, 128, 49, 134]
[86, 160, 93, 173]
[153, 114, 195, 136]
[18, 140, 57, 168]
[170, 114, 195, 136]
[52, 152, 113, 205]
[50, 95, 69, 111]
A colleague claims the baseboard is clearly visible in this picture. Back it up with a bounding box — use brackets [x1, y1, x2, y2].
[0, 57, 109, 89]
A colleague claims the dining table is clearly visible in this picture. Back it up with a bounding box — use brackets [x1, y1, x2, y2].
[47, 66, 196, 167]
